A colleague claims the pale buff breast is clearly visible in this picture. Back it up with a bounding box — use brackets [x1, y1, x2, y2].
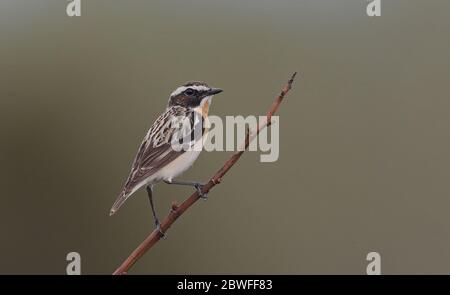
[150, 97, 213, 183]
[195, 96, 211, 133]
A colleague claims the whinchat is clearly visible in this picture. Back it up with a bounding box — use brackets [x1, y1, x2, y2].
[110, 81, 223, 235]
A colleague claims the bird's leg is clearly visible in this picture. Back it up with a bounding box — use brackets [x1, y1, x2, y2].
[164, 179, 208, 200]
[146, 185, 166, 239]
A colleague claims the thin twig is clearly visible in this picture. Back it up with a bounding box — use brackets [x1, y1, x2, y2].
[112, 72, 298, 275]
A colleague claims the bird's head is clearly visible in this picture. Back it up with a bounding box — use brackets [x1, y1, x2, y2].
[168, 81, 223, 108]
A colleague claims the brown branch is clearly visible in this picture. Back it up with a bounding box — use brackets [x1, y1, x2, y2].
[112, 72, 298, 275]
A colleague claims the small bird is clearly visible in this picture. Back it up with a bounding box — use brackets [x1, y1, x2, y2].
[110, 81, 223, 234]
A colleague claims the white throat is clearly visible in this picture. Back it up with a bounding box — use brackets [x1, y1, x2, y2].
[194, 96, 213, 119]
[200, 96, 212, 108]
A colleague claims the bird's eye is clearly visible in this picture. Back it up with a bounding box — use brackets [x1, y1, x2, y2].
[185, 88, 195, 96]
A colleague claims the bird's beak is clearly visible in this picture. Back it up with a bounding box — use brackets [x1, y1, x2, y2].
[206, 88, 223, 96]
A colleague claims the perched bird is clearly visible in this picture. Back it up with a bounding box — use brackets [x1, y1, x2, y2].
[110, 81, 223, 235]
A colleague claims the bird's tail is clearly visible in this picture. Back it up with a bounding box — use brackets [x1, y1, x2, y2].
[109, 189, 132, 216]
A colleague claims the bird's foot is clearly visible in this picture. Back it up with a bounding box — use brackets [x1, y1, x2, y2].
[155, 221, 167, 239]
[194, 183, 208, 200]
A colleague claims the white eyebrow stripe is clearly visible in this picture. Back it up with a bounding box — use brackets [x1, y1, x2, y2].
[170, 85, 209, 97]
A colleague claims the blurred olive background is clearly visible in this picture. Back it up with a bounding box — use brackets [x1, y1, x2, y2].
[1, 0, 450, 274]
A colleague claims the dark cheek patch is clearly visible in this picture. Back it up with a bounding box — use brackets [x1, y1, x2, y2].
[171, 94, 201, 107]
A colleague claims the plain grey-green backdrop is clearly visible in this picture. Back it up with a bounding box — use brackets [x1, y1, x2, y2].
[1, 0, 450, 274]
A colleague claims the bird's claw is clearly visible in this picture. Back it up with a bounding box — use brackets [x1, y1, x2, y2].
[155, 222, 167, 239]
[194, 183, 208, 200]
